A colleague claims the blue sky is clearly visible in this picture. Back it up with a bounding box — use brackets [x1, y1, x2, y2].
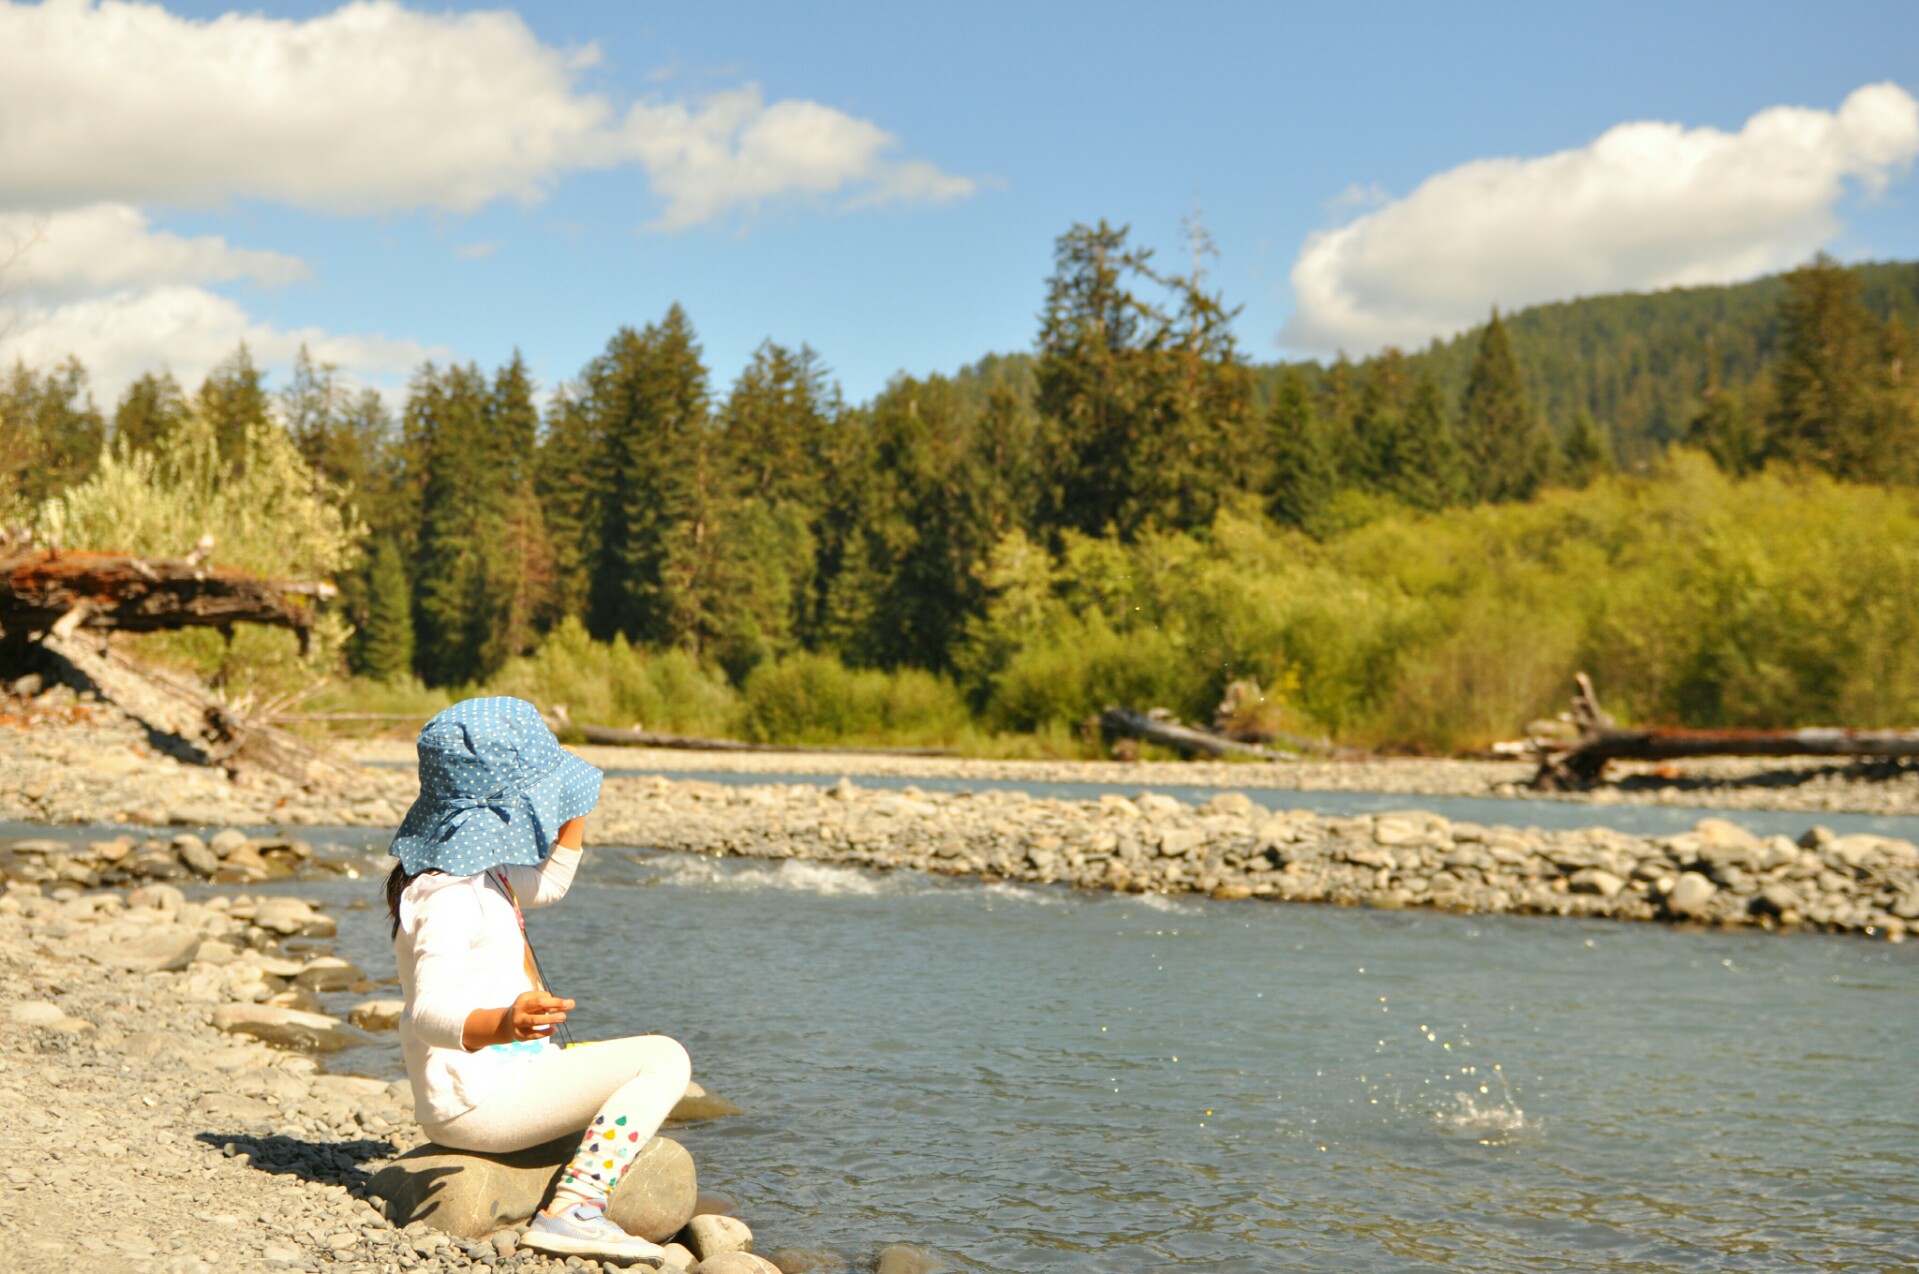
[3, 0, 1917, 407]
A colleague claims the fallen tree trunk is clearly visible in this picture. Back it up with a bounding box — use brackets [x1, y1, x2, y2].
[1532, 674, 1919, 789]
[0, 548, 328, 643]
[31, 628, 351, 779]
[543, 706, 958, 759]
[0, 546, 348, 782]
[1099, 706, 1294, 761]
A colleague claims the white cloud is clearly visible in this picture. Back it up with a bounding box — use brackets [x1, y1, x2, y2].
[0, 0, 608, 215]
[622, 87, 978, 230]
[0, 204, 307, 301]
[0, 285, 444, 405]
[0, 0, 974, 406]
[0, 0, 975, 227]
[1283, 83, 1919, 356]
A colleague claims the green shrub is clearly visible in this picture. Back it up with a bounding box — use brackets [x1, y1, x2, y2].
[485, 617, 738, 736]
[737, 652, 970, 745]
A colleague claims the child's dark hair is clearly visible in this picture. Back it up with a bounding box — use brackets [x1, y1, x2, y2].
[385, 861, 440, 937]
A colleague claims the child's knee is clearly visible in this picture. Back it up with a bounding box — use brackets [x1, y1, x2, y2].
[654, 1035, 691, 1089]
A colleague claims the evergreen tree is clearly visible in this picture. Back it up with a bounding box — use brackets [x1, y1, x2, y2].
[485, 352, 551, 668]
[354, 536, 415, 681]
[1265, 366, 1338, 531]
[1560, 408, 1616, 488]
[1458, 310, 1553, 501]
[1033, 220, 1252, 539]
[720, 341, 836, 509]
[579, 306, 711, 647]
[1386, 376, 1469, 510]
[407, 363, 510, 685]
[195, 343, 270, 463]
[1350, 349, 1415, 492]
[534, 385, 601, 627]
[0, 357, 105, 505]
[1768, 253, 1894, 480]
[113, 371, 188, 455]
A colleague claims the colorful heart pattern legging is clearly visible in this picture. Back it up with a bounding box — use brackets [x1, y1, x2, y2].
[557, 1109, 649, 1202]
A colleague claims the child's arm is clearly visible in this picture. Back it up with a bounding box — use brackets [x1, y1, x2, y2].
[461, 991, 574, 1049]
[502, 816, 586, 908]
[405, 888, 487, 1051]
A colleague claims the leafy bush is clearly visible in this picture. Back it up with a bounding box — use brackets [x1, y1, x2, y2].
[737, 652, 970, 745]
[952, 452, 1919, 749]
[485, 617, 738, 737]
[34, 410, 363, 702]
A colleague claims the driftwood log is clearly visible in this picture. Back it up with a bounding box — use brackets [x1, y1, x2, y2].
[543, 705, 957, 759]
[0, 548, 330, 645]
[1532, 673, 1919, 789]
[1099, 706, 1293, 761]
[0, 546, 347, 780]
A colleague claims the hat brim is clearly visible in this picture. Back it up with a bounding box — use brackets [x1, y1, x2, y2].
[520, 749, 604, 860]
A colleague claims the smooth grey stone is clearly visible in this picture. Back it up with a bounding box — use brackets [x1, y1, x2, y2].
[369, 1134, 695, 1242]
[1665, 871, 1717, 918]
[211, 1003, 365, 1052]
[693, 1254, 781, 1274]
[683, 1213, 753, 1260]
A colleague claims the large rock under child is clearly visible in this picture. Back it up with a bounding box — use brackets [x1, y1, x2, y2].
[368, 1132, 697, 1240]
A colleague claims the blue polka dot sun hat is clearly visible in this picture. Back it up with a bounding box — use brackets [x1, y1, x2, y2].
[389, 696, 603, 876]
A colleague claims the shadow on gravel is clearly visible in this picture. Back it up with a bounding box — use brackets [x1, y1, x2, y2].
[195, 1131, 397, 1192]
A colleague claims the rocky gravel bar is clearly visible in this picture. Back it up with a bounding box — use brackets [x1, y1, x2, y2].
[592, 778, 1919, 941]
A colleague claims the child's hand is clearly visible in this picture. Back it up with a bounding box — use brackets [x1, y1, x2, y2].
[509, 990, 573, 1040]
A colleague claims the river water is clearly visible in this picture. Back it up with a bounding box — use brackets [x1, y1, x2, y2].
[279, 828, 1919, 1273]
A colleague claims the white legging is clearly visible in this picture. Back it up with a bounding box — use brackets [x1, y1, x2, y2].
[423, 1034, 692, 1204]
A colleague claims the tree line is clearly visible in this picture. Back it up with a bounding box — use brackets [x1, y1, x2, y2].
[4, 226, 1916, 712]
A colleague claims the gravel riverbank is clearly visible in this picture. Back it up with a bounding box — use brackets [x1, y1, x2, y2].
[0, 866, 800, 1274]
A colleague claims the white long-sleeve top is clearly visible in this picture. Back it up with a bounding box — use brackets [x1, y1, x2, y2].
[394, 845, 581, 1123]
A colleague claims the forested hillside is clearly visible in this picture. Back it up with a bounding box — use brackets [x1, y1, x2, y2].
[5, 229, 1918, 751]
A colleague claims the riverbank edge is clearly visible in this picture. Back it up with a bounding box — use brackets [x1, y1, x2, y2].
[341, 738, 1919, 819]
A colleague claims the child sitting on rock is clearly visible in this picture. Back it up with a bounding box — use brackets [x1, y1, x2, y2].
[385, 696, 690, 1266]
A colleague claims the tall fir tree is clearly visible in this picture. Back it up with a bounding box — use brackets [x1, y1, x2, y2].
[1386, 375, 1469, 511]
[1265, 366, 1338, 532]
[0, 357, 105, 504]
[580, 306, 711, 647]
[1458, 310, 1553, 501]
[1767, 253, 1892, 480]
[407, 363, 512, 685]
[1559, 407, 1616, 489]
[354, 536, 415, 682]
[195, 343, 270, 463]
[1349, 348, 1416, 493]
[534, 384, 602, 627]
[113, 371, 188, 455]
[1033, 221, 1251, 539]
[485, 352, 552, 669]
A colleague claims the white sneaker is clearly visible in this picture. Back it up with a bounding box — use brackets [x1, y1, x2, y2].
[521, 1203, 667, 1265]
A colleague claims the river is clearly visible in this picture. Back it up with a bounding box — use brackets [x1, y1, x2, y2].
[278, 821, 1919, 1272]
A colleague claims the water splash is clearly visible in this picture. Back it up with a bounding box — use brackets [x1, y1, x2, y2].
[1437, 1061, 1528, 1143]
